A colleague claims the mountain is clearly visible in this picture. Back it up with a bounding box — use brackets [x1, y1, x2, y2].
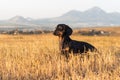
[1, 7, 120, 28]
[8, 16, 30, 23]
[33, 7, 120, 25]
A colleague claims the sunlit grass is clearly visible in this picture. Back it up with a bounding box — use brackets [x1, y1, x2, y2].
[0, 34, 119, 80]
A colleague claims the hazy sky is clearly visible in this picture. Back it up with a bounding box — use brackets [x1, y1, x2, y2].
[0, 0, 119, 20]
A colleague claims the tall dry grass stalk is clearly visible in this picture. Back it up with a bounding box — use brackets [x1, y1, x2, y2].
[0, 34, 119, 80]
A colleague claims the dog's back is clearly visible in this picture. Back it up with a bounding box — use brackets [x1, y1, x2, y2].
[69, 40, 96, 53]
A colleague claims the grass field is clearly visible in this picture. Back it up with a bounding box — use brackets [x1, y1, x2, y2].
[0, 31, 120, 80]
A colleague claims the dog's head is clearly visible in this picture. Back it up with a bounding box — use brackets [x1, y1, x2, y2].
[53, 24, 73, 37]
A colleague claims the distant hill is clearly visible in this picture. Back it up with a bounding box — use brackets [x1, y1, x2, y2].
[37, 7, 120, 25]
[35, 7, 120, 25]
[8, 16, 30, 23]
[0, 7, 120, 29]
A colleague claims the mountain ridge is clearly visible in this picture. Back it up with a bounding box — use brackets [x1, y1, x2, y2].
[1, 7, 120, 27]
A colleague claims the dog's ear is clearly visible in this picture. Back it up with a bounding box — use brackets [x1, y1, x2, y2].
[64, 24, 73, 36]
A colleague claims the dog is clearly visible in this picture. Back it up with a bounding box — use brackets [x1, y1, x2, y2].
[53, 24, 97, 58]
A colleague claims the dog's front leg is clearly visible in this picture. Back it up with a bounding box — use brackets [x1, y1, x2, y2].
[61, 49, 69, 59]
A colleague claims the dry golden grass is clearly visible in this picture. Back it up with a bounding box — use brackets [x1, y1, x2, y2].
[0, 33, 120, 80]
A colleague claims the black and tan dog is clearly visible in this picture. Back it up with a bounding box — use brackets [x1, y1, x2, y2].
[53, 24, 97, 58]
